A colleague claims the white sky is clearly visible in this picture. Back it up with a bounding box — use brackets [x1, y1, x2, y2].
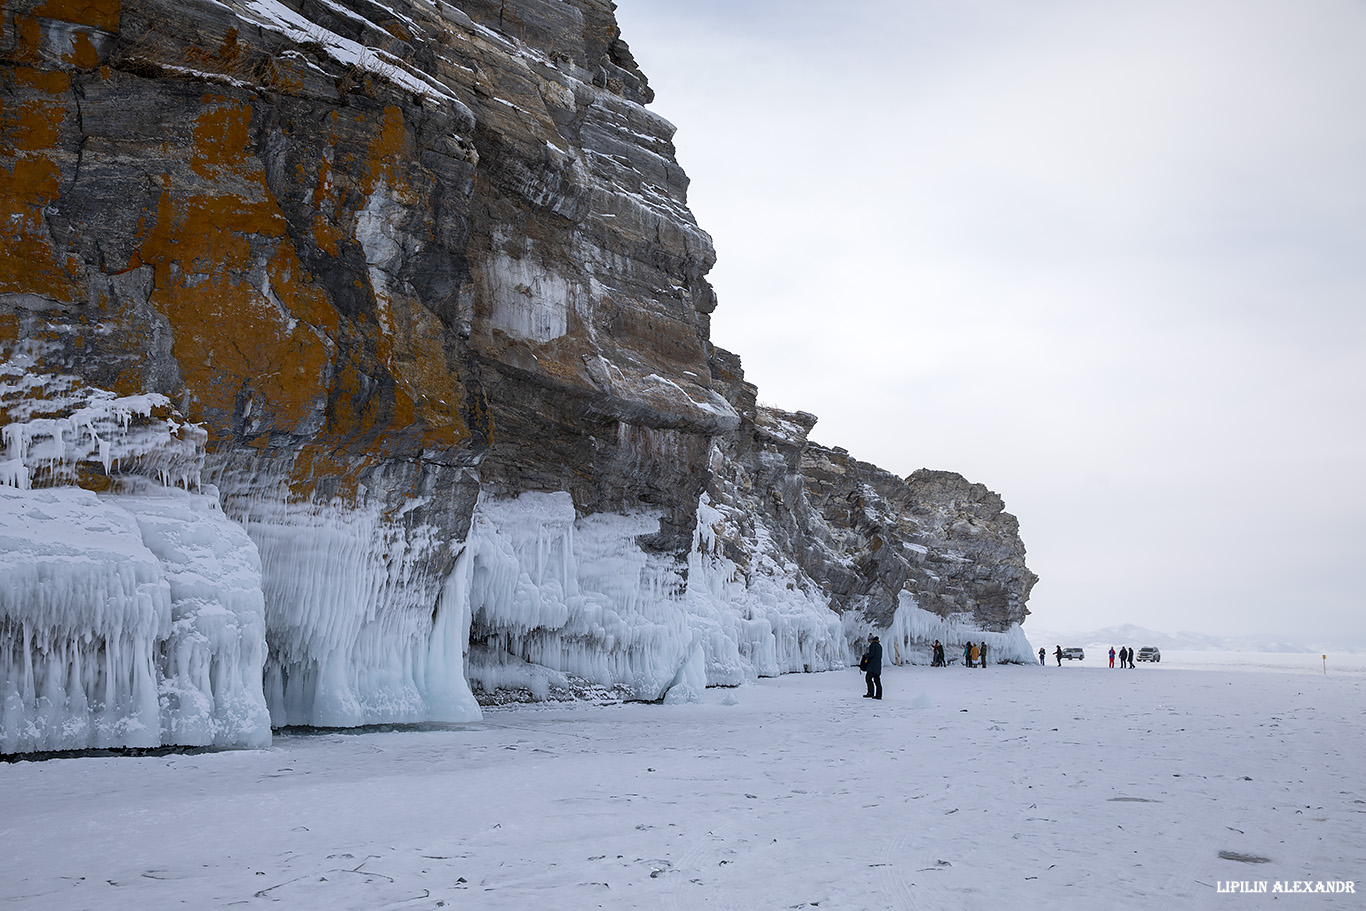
[613, 0, 1366, 641]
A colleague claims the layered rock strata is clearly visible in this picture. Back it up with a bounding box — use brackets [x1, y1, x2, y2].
[1, 0, 1035, 752]
[704, 349, 1037, 667]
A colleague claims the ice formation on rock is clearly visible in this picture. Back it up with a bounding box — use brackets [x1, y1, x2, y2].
[462, 491, 847, 702]
[686, 493, 849, 684]
[230, 492, 479, 728]
[0, 0, 1039, 753]
[464, 491, 704, 701]
[882, 596, 1037, 666]
[1, 348, 204, 492]
[1, 351, 272, 752]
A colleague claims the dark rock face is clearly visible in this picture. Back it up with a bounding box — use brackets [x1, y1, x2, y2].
[1, 0, 1035, 741]
[706, 349, 1036, 642]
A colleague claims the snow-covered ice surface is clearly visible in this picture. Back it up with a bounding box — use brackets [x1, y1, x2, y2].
[3, 654, 1363, 909]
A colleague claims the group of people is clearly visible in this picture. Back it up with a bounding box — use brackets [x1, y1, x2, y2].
[1108, 646, 1136, 668]
[890, 638, 995, 670]
[859, 635, 997, 700]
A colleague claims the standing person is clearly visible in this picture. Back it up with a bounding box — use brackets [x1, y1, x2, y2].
[969, 642, 980, 669]
[862, 636, 883, 699]
[963, 642, 973, 668]
[932, 640, 944, 667]
[1039, 647, 1046, 666]
[1109, 647, 1116, 668]
[1127, 647, 1135, 669]
[979, 642, 988, 667]
[1055, 645, 1063, 666]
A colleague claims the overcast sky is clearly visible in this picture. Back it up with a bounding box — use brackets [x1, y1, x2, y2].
[613, 0, 1366, 642]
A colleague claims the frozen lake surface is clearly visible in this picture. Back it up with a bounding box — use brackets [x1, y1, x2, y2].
[4, 654, 1363, 909]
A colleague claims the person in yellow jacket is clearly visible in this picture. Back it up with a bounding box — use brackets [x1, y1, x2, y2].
[969, 642, 980, 668]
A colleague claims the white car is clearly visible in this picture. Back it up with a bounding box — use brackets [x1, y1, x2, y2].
[1137, 646, 1161, 663]
[1061, 647, 1085, 661]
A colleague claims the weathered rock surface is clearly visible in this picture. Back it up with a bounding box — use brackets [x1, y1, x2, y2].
[1, 0, 1035, 750]
[705, 349, 1036, 660]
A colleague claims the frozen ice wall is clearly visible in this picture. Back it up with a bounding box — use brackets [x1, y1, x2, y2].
[463, 491, 848, 701]
[1, 486, 169, 752]
[882, 593, 1038, 666]
[464, 491, 703, 701]
[229, 492, 480, 728]
[1, 349, 271, 752]
[126, 485, 272, 747]
[686, 494, 849, 683]
[0, 484, 273, 753]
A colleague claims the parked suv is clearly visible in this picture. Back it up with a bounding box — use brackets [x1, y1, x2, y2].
[1137, 646, 1161, 663]
[1061, 647, 1085, 661]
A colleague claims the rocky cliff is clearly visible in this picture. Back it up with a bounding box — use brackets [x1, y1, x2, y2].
[1, 0, 1034, 752]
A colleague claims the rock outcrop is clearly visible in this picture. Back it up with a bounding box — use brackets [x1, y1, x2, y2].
[704, 350, 1036, 666]
[1, 0, 1035, 752]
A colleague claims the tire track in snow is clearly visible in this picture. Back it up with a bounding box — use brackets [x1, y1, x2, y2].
[659, 820, 741, 911]
[876, 829, 917, 909]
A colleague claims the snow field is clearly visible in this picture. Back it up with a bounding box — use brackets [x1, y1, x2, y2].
[3, 658, 1362, 909]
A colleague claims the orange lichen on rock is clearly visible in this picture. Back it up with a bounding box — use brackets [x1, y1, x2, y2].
[0, 67, 83, 303]
[190, 95, 253, 180]
[138, 97, 338, 443]
[32, 0, 122, 32]
[308, 112, 346, 257]
[364, 105, 414, 199]
[10, 16, 44, 64]
[372, 287, 467, 447]
[63, 30, 101, 69]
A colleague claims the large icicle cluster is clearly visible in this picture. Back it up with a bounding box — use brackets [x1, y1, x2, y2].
[1, 348, 204, 492]
[228, 492, 479, 728]
[686, 493, 848, 684]
[464, 492, 706, 701]
[1, 348, 272, 752]
[882, 595, 1038, 666]
[463, 491, 848, 702]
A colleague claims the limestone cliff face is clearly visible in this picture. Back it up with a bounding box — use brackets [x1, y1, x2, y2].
[1, 0, 1035, 745]
[2, 0, 733, 722]
[705, 349, 1036, 649]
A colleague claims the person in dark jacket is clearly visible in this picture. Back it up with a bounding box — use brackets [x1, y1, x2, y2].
[1054, 645, 1063, 666]
[862, 636, 883, 699]
[1038, 647, 1046, 666]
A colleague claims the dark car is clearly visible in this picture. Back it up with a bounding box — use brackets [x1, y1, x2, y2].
[1137, 646, 1161, 663]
